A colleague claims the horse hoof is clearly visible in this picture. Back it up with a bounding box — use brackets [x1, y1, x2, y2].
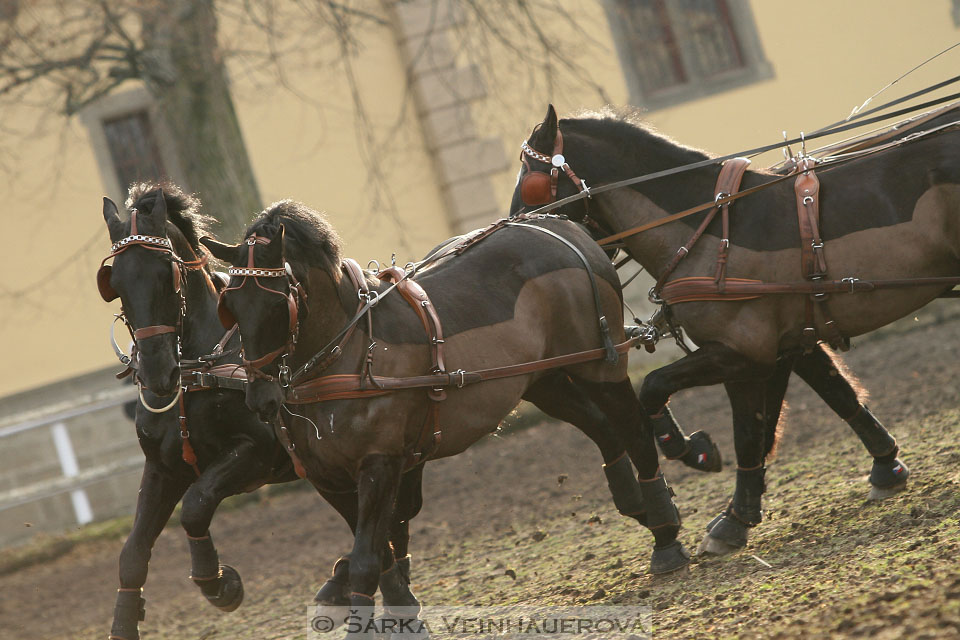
[868, 458, 909, 501]
[377, 614, 430, 639]
[313, 603, 350, 633]
[209, 565, 244, 612]
[680, 431, 722, 473]
[697, 533, 742, 557]
[649, 540, 691, 574]
[868, 480, 908, 501]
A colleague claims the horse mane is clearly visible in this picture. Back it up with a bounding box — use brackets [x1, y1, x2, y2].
[126, 182, 215, 257]
[558, 107, 712, 171]
[244, 200, 343, 279]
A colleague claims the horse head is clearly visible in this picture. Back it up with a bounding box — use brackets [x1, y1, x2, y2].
[100, 189, 186, 397]
[510, 104, 592, 221]
[202, 221, 306, 423]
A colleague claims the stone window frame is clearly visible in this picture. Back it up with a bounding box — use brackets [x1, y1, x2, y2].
[604, 0, 773, 111]
[78, 85, 187, 206]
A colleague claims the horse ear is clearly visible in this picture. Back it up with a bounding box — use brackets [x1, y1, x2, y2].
[261, 223, 285, 264]
[543, 104, 559, 138]
[200, 236, 240, 262]
[102, 197, 125, 241]
[150, 188, 168, 219]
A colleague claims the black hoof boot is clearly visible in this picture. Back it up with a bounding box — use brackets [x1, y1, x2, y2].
[650, 540, 691, 574]
[698, 511, 748, 556]
[198, 565, 244, 612]
[376, 613, 430, 639]
[110, 588, 145, 640]
[868, 458, 910, 500]
[380, 556, 425, 638]
[315, 557, 351, 631]
[603, 455, 647, 526]
[679, 431, 722, 472]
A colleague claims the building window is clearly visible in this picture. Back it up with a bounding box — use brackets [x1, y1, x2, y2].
[102, 111, 167, 190]
[79, 86, 186, 206]
[605, 0, 772, 110]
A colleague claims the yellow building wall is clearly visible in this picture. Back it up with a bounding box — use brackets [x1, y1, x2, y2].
[0, 6, 451, 398]
[482, 0, 960, 208]
[1, 0, 956, 397]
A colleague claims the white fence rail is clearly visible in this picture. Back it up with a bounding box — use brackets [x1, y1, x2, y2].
[0, 387, 142, 548]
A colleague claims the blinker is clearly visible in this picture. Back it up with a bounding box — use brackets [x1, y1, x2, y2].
[520, 171, 554, 206]
[97, 265, 118, 302]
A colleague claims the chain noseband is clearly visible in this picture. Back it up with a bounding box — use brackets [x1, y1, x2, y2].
[99, 210, 204, 354]
[218, 234, 307, 385]
[519, 129, 591, 207]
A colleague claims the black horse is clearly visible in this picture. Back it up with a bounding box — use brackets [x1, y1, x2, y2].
[98, 184, 421, 640]
[510, 106, 922, 556]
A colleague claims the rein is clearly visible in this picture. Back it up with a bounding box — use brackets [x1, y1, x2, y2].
[519, 84, 960, 225]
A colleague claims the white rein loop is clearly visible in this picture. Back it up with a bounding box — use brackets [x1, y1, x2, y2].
[138, 383, 183, 413]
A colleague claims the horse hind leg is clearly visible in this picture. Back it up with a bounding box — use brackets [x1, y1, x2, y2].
[792, 345, 909, 500]
[575, 377, 691, 574]
[523, 374, 648, 528]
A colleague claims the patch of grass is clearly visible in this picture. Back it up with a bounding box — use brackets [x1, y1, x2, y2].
[0, 515, 134, 576]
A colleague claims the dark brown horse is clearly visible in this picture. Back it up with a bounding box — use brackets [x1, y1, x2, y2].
[97, 185, 422, 640]
[510, 105, 957, 555]
[201, 200, 690, 626]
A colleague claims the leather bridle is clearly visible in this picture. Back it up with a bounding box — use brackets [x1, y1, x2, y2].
[217, 233, 307, 385]
[519, 128, 591, 207]
[98, 209, 209, 374]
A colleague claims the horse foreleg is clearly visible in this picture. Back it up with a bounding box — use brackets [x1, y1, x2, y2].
[111, 459, 189, 640]
[180, 441, 270, 613]
[699, 379, 770, 557]
[792, 345, 909, 500]
[347, 454, 404, 637]
[380, 464, 425, 628]
[313, 468, 423, 630]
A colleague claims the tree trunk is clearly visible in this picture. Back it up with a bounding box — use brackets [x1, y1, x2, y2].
[138, 0, 261, 238]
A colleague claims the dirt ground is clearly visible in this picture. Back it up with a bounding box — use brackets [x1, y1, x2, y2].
[1, 300, 957, 639]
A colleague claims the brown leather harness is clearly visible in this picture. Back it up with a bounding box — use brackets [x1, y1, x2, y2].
[228, 216, 632, 473]
[518, 122, 960, 352]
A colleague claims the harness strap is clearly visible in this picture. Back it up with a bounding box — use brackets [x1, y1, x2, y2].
[713, 158, 751, 291]
[792, 159, 846, 350]
[178, 392, 201, 477]
[286, 338, 636, 404]
[505, 222, 618, 363]
[133, 325, 176, 340]
[659, 275, 960, 303]
[651, 158, 750, 297]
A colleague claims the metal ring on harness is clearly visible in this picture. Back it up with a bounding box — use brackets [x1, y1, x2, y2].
[111, 315, 133, 366]
[138, 383, 183, 414]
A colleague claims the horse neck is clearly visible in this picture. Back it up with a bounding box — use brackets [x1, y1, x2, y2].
[593, 188, 705, 276]
[288, 265, 353, 369]
[565, 123, 719, 276]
